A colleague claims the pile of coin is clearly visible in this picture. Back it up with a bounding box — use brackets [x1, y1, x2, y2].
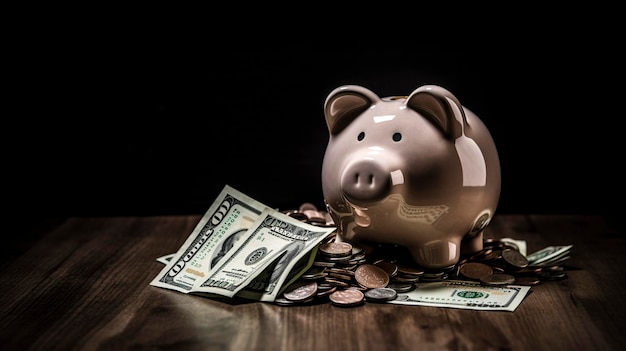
[275, 205, 571, 307]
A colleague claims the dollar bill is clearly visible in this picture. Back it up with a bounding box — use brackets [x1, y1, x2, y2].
[154, 239, 324, 301]
[387, 280, 530, 312]
[236, 243, 322, 302]
[526, 245, 573, 266]
[149, 184, 270, 294]
[156, 253, 174, 265]
[500, 237, 527, 256]
[191, 208, 335, 300]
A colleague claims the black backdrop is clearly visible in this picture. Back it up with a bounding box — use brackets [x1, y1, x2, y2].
[9, 12, 621, 225]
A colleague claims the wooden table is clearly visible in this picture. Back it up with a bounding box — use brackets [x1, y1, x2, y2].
[1, 214, 623, 351]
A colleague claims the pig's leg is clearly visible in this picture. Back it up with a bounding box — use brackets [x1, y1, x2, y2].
[461, 231, 484, 256]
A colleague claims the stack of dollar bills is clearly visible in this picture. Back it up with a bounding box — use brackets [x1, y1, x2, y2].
[150, 185, 336, 302]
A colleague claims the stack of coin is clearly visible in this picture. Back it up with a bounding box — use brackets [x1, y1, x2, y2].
[275, 204, 572, 307]
[282, 204, 335, 227]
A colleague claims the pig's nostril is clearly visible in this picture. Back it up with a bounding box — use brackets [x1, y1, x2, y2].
[341, 161, 390, 202]
[354, 173, 375, 186]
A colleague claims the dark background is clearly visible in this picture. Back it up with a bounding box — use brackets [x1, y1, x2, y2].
[8, 10, 621, 229]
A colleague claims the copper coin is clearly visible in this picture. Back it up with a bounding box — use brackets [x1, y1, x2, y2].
[459, 262, 493, 280]
[327, 267, 355, 276]
[396, 264, 424, 276]
[282, 281, 318, 301]
[301, 266, 328, 280]
[512, 276, 542, 286]
[478, 249, 502, 262]
[501, 248, 529, 268]
[323, 277, 350, 288]
[328, 272, 353, 281]
[286, 211, 309, 222]
[373, 261, 398, 277]
[469, 247, 493, 261]
[299, 203, 321, 214]
[329, 289, 365, 307]
[345, 255, 367, 265]
[420, 270, 445, 279]
[350, 244, 364, 256]
[319, 242, 353, 257]
[480, 273, 516, 286]
[392, 274, 420, 283]
[316, 285, 338, 298]
[354, 264, 390, 289]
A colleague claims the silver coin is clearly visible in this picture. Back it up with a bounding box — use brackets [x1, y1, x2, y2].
[364, 287, 398, 302]
[274, 296, 298, 306]
[387, 282, 416, 293]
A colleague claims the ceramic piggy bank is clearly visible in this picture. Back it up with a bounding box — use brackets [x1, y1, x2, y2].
[321, 84, 501, 269]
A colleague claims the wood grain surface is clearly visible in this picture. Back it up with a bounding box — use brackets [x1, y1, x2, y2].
[0, 215, 623, 351]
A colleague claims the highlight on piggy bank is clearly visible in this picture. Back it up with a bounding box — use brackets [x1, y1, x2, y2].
[321, 84, 501, 270]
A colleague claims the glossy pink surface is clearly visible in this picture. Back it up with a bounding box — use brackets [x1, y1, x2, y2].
[321, 85, 501, 269]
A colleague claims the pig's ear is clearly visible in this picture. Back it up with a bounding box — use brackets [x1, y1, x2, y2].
[406, 85, 466, 139]
[324, 85, 378, 135]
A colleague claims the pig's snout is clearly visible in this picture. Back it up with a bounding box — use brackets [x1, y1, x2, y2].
[340, 159, 391, 203]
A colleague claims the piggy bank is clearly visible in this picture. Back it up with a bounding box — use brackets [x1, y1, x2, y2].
[321, 84, 501, 269]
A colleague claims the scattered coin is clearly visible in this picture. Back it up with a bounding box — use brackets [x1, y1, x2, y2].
[396, 264, 425, 276]
[274, 205, 573, 308]
[480, 273, 516, 286]
[274, 296, 298, 306]
[386, 282, 415, 293]
[282, 281, 318, 301]
[354, 264, 390, 289]
[301, 266, 328, 280]
[373, 260, 398, 278]
[284, 211, 309, 222]
[364, 287, 398, 302]
[316, 285, 338, 298]
[319, 242, 353, 257]
[329, 289, 365, 307]
[502, 248, 529, 269]
[512, 276, 541, 286]
[459, 262, 493, 280]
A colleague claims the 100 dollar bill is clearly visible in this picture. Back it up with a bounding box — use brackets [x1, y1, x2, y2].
[192, 208, 334, 300]
[154, 244, 323, 302]
[150, 185, 335, 302]
[150, 185, 270, 294]
[388, 280, 530, 312]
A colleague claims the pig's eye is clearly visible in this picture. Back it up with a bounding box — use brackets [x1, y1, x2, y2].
[392, 132, 402, 142]
[357, 132, 365, 141]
